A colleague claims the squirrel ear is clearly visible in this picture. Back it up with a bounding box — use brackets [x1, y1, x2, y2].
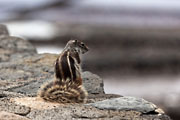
[72, 39, 78, 44]
[74, 39, 78, 43]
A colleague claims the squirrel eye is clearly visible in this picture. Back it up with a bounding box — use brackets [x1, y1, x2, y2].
[81, 43, 85, 46]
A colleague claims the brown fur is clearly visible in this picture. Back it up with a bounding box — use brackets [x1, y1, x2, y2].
[38, 40, 89, 103]
[38, 79, 88, 103]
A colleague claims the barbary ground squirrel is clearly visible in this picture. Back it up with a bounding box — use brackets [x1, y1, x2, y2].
[38, 40, 89, 103]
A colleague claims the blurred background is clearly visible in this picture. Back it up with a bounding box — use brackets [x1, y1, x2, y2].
[0, 0, 180, 119]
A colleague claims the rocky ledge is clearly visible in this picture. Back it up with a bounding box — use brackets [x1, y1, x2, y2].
[0, 24, 171, 120]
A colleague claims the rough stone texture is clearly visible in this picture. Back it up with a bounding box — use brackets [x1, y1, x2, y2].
[0, 36, 36, 53]
[87, 96, 164, 114]
[0, 98, 30, 115]
[27, 108, 171, 120]
[82, 71, 104, 94]
[11, 94, 122, 111]
[0, 90, 25, 98]
[0, 95, 166, 120]
[11, 95, 169, 120]
[0, 111, 30, 120]
[0, 35, 37, 62]
[0, 24, 104, 95]
[0, 24, 172, 120]
[10, 95, 171, 120]
[11, 97, 61, 110]
[27, 105, 109, 120]
[0, 53, 104, 96]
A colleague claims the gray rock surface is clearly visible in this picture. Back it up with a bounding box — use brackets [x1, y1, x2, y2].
[0, 35, 36, 62]
[0, 98, 30, 115]
[0, 24, 172, 120]
[0, 25, 104, 95]
[0, 111, 30, 120]
[87, 96, 162, 114]
[0, 94, 170, 120]
[24, 95, 171, 120]
[82, 71, 104, 94]
[0, 36, 36, 53]
[0, 54, 104, 96]
[1, 53, 104, 96]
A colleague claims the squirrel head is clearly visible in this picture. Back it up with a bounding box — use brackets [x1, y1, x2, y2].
[65, 40, 89, 54]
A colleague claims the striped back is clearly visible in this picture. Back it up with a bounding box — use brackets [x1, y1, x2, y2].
[55, 40, 88, 84]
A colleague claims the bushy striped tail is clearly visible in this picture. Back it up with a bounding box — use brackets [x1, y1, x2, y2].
[37, 79, 88, 103]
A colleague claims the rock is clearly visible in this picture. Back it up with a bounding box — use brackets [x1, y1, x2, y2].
[0, 111, 30, 120]
[0, 91, 25, 98]
[87, 96, 164, 114]
[0, 35, 37, 62]
[25, 96, 170, 120]
[11, 97, 61, 110]
[9, 94, 171, 120]
[0, 54, 56, 96]
[87, 94, 122, 102]
[0, 35, 36, 53]
[0, 53, 104, 96]
[82, 71, 104, 94]
[0, 98, 30, 115]
[27, 105, 109, 120]
[11, 94, 121, 110]
[0, 24, 172, 120]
